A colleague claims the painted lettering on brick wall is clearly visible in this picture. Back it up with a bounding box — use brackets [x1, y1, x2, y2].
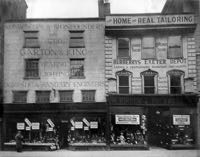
[106, 14, 195, 26]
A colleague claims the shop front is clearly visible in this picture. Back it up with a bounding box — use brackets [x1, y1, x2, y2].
[107, 94, 198, 150]
[3, 102, 107, 151]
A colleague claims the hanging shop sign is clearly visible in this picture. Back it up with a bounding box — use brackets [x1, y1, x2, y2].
[173, 115, 190, 125]
[47, 119, 55, 128]
[17, 123, 25, 130]
[70, 119, 75, 126]
[106, 14, 195, 26]
[25, 126, 31, 131]
[32, 122, 40, 130]
[75, 122, 83, 129]
[115, 115, 140, 125]
[90, 121, 98, 129]
[84, 126, 89, 131]
[83, 118, 90, 127]
[24, 118, 32, 127]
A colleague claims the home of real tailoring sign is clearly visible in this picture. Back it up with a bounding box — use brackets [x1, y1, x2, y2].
[106, 14, 195, 26]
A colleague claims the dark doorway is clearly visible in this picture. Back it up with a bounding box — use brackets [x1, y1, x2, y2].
[59, 121, 68, 148]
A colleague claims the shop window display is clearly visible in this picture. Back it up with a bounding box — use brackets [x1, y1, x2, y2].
[68, 116, 106, 146]
[4, 117, 59, 150]
[110, 114, 147, 146]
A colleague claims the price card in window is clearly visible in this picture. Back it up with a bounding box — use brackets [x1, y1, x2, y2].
[90, 122, 98, 129]
[75, 122, 83, 129]
[17, 123, 25, 130]
[32, 122, 40, 130]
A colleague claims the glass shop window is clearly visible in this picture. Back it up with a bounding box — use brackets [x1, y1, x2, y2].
[36, 91, 50, 103]
[69, 31, 85, 48]
[118, 38, 130, 58]
[59, 90, 73, 102]
[25, 59, 39, 79]
[24, 31, 40, 48]
[13, 91, 27, 103]
[110, 114, 147, 146]
[68, 116, 106, 145]
[141, 37, 156, 59]
[167, 36, 182, 59]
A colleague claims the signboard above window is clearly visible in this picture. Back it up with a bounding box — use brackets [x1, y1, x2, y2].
[106, 14, 195, 26]
[173, 115, 190, 125]
[115, 115, 140, 125]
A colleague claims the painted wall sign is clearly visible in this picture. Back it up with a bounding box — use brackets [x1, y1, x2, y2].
[106, 14, 195, 26]
[173, 115, 190, 125]
[115, 115, 140, 125]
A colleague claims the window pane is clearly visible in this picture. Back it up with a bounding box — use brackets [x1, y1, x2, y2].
[118, 38, 129, 58]
[59, 91, 73, 102]
[171, 87, 182, 94]
[25, 59, 39, 78]
[36, 91, 50, 103]
[144, 87, 155, 94]
[24, 31, 39, 48]
[170, 75, 181, 86]
[70, 59, 84, 78]
[144, 76, 154, 86]
[168, 36, 182, 58]
[119, 76, 129, 86]
[142, 37, 155, 59]
[13, 91, 27, 103]
[119, 87, 129, 94]
[82, 90, 95, 102]
[69, 31, 85, 48]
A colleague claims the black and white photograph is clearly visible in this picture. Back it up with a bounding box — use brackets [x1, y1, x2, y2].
[0, 0, 199, 157]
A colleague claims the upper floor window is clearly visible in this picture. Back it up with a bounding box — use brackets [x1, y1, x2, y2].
[69, 30, 85, 48]
[167, 36, 182, 59]
[141, 37, 156, 59]
[36, 91, 50, 103]
[117, 38, 130, 58]
[141, 69, 158, 94]
[25, 59, 39, 79]
[82, 90, 96, 102]
[24, 31, 39, 48]
[13, 91, 27, 103]
[59, 90, 73, 102]
[116, 69, 132, 94]
[167, 70, 184, 94]
[70, 58, 85, 79]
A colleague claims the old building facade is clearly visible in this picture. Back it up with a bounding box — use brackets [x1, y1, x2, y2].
[2, 0, 200, 151]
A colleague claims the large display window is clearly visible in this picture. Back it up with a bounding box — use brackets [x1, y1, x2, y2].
[68, 115, 106, 146]
[4, 116, 59, 150]
[110, 114, 147, 147]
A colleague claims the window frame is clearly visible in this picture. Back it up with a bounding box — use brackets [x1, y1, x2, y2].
[141, 37, 156, 59]
[36, 91, 51, 103]
[70, 58, 85, 79]
[167, 36, 183, 59]
[12, 91, 28, 103]
[117, 38, 131, 59]
[116, 70, 132, 94]
[141, 69, 158, 94]
[59, 90, 74, 103]
[24, 59, 40, 79]
[81, 90, 96, 102]
[167, 70, 184, 94]
[69, 30, 85, 48]
[23, 30, 40, 48]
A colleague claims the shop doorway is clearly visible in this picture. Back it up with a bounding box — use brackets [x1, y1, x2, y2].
[147, 107, 169, 147]
[59, 122, 68, 148]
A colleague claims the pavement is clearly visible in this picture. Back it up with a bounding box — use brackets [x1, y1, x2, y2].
[0, 147, 199, 157]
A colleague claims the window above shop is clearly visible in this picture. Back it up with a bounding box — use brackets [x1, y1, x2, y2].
[36, 91, 50, 103]
[117, 38, 130, 58]
[70, 58, 85, 79]
[141, 37, 155, 59]
[23, 31, 40, 48]
[141, 69, 158, 94]
[167, 36, 182, 59]
[13, 91, 27, 103]
[24, 59, 39, 79]
[167, 70, 184, 94]
[69, 30, 85, 48]
[59, 90, 73, 103]
[82, 90, 96, 102]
